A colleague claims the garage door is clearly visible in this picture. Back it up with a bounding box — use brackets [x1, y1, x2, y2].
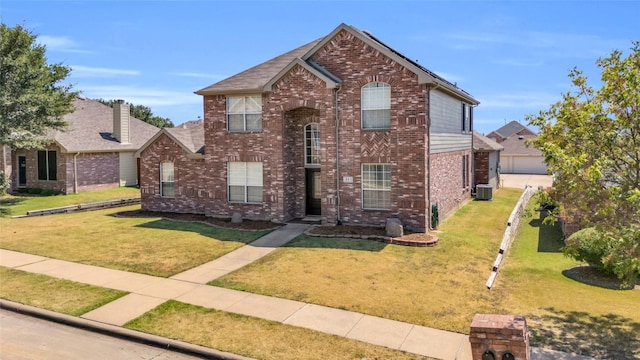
[510, 156, 547, 174]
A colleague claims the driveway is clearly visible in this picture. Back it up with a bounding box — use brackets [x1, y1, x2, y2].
[500, 174, 554, 189]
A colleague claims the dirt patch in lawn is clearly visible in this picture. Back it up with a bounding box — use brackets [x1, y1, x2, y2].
[115, 210, 282, 231]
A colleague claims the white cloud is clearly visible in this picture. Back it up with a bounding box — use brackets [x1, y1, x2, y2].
[477, 92, 560, 109]
[79, 85, 202, 107]
[71, 65, 140, 77]
[433, 70, 463, 83]
[38, 35, 91, 54]
[172, 72, 225, 80]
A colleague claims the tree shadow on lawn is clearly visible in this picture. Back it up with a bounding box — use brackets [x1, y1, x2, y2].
[528, 213, 564, 253]
[284, 235, 387, 252]
[134, 219, 267, 244]
[529, 307, 640, 359]
[0, 197, 26, 217]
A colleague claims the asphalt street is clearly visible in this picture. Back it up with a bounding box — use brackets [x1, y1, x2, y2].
[0, 309, 205, 360]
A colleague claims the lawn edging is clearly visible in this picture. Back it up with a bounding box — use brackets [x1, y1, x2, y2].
[486, 186, 536, 289]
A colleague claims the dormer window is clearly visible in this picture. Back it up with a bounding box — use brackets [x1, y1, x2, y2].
[227, 95, 262, 132]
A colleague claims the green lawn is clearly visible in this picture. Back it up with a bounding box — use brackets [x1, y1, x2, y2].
[211, 188, 524, 334]
[0, 187, 141, 217]
[0, 205, 271, 277]
[0, 267, 127, 316]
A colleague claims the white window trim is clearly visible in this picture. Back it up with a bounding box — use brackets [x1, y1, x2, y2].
[361, 82, 391, 130]
[304, 123, 321, 167]
[160, 161, 175, 197]
[226, 95, 262, 132]
[361, 163, 391, 210]
[228, 162, 263, 203]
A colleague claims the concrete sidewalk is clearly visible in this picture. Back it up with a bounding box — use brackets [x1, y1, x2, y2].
[0, 223, 598, 360]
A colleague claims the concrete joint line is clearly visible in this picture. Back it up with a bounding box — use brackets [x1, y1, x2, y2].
[398, 324, 416, 351]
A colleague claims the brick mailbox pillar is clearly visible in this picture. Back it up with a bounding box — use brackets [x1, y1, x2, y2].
[469, 314, 530, 360]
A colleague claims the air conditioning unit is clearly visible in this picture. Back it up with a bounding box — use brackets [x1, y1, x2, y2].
[476, 184, 493, 200]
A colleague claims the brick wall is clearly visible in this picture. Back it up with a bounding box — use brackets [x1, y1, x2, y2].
[65, 152, 119, 193]
[13, 145, 66, 193]
[474, 151, 490, 186]
[430, 149, 472, 220]
[469, 314, 530, 360]
[139, 133, 208, 214]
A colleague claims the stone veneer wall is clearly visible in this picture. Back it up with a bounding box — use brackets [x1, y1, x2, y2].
[140, 134, 208, 214]
[430, 149, 472, 220]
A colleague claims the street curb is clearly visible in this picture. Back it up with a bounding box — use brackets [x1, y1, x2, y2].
[0, 299, 254, 360]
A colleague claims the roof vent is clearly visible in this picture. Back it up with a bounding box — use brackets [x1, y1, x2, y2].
[518, 135, 524, 140]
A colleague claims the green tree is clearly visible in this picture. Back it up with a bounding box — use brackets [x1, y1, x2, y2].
[0, 24, 76, 148]
[95, 99, 174, 128]
[528, 41, 640, 288]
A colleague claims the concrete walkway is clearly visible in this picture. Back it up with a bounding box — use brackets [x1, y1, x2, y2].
[0, 223, 597, 360]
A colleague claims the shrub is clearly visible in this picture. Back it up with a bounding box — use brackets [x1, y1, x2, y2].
[0, 171, 9, 195]
[564, 227, 610, 271]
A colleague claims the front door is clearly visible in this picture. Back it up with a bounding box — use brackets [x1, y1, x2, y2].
[18, 156, 26, 186]
[305, 168, 321, 215]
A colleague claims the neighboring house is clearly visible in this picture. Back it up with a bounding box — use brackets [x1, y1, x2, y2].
[137, 23, 479, 231]
[9, 97, 159, 194]
[473, 131, 503, 190]
[486, 120, 536, 144]
[500, 134, 547, 174]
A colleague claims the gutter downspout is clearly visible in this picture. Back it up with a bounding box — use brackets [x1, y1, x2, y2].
[427, 82, 440, 230]
[73, 152, 80, 194]
[335, 84, 342, 225]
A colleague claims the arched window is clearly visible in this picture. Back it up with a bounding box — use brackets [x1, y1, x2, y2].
[361, 82, 390, 129]
[305, 123, 321, 165]
[160, 161, 174, 197]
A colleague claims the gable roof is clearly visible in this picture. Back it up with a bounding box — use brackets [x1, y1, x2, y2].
[488, 121, 536, 140]
[51, 97, 159, 153]
[196, 23, 478, 104]
[135, 119, 205, 159]
[501, 134, 543, 156]
[473, 131, 504, 152]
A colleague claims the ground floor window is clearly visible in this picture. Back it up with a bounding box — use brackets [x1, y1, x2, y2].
[228, 162, 263, 203]
[362, 163, 391, 209]
[37, 150, 57, 181]
[160, 161, 175, 197]
[462, 154, 470, 189]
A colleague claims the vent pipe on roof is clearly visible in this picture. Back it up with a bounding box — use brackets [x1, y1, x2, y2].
[113, 99, 131, 144]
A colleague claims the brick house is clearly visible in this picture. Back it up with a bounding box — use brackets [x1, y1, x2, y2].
[8, 97, 159, 194]
[137, 24, 479, 231]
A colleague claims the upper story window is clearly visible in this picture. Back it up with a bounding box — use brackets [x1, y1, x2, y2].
[461, 103, 473, 133]
[305, 123, 321, 166]
[160, 161, 175, 197]
[361, 82, 390, 129]
[227, 95, 262, 132]
[37, 150, 57, 181]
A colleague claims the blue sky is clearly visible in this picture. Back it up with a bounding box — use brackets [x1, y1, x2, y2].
[1, 0, 637, 134]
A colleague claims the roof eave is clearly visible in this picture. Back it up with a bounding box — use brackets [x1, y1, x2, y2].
[263, 58, 341, 92]
[195, 88, 265, 96]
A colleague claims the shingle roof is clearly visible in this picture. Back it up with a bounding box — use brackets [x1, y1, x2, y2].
[490, 121, 536, 139]
[195, 39, 323, 95]
[501, 134, 543, 156]
[52, 97, 159, 152]
[473, 131, 503, 151]
[195, 23, 478, 104]
[164, 121, 204, 154]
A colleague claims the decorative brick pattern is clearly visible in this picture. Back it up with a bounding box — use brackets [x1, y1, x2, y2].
[469, 314, 530, 360]
[140, 28, 472, 231]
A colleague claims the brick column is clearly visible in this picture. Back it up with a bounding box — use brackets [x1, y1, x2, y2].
[469, 314, 530, 360]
